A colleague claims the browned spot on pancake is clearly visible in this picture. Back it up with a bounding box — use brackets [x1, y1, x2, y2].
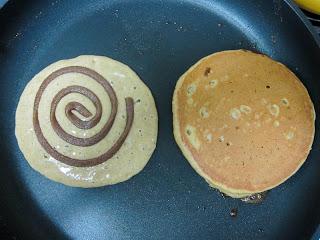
[281, 98, 289, 106]
[204, 67, 211, 77]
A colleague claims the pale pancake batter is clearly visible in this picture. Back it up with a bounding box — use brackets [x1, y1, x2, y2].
[16, 55, 158, 187]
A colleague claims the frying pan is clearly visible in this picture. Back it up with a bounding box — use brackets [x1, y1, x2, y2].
[0, 0, 320, 239]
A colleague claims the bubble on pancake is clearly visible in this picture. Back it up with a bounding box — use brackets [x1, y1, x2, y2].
[205, 132, 212, 143]
[273, 120, 280, 127]
[267, 104, 280, 117]
[199, 107, 210, 118]
[285, 131, 295, 140]
[186, 84, 197, 96]
[185, 125, 200, 150]
[209, 79, 218, 89]
[240, 105, 252, 114]
[230, 108, 241, 120]
[218, 136, 225, 142]
[281, 98, 289, 106]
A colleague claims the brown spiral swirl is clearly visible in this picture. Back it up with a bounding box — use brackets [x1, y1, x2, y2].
[33, 66, 134, 167]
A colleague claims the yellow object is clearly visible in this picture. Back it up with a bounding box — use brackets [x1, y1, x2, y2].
[295, 0, 320, 14]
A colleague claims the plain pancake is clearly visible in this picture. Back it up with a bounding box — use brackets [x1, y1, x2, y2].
[173, 50, 315, 198]
[15, 55, 158, 187]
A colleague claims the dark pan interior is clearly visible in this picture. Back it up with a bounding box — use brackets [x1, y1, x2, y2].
[0, 0, 319, 239]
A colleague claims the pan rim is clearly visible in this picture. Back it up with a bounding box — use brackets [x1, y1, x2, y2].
[284, 0, 320, 47]
[0, 0, 318, 46]
[0, 0, 319, 239]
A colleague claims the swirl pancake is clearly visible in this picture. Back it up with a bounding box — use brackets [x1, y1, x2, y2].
[173, 50, 315, 198]
[15, 55, 158, 187]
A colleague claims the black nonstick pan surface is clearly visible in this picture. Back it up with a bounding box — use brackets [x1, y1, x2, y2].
[0, 0, 320, 239]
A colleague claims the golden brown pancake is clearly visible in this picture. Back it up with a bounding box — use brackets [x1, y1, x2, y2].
[173, 50, 315, 198]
